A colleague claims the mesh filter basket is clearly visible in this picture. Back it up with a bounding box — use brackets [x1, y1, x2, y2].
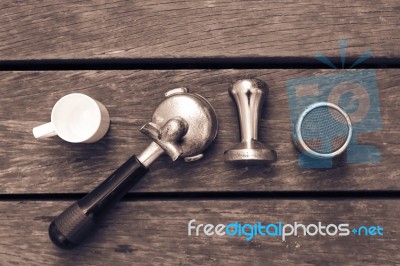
[293, 102, 352, 159]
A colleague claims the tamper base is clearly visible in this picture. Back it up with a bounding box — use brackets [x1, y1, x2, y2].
[224, 140, 277, 163]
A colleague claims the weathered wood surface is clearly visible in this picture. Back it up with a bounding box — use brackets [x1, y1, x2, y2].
[0, 1, 399, 60]
[0, 200, 398, 265]
[0, 69, 398, 193]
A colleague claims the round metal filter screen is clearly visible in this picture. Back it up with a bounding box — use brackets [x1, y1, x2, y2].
[300, 105, 351, 154]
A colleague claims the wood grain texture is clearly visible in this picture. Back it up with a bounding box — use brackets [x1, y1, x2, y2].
[0, 200, 398, 265]
[0, 0, 399, 60]
[0, 70, 398, 193]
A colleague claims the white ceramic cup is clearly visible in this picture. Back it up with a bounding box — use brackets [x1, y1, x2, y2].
[32, 93, 110, 143]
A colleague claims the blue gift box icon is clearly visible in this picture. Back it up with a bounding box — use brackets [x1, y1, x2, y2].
[286, 52, 382, 168]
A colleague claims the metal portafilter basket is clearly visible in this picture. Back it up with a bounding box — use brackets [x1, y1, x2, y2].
[292, 102, 352, 159]
[48, 88, 218, 249]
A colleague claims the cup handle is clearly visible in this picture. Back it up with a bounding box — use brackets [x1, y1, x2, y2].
[32, 122, 57, 139]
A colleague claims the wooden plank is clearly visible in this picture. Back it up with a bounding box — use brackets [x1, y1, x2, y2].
[0, 1, 399, 60]
[0, 200, 398, 265]
[0, 69, 399, 193]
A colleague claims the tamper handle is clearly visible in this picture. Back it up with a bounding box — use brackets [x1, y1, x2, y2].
[229, 79, 268, 142]
[49, 155, 148, 249]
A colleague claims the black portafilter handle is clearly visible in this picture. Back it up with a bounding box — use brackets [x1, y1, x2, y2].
[48, 154, 148, 249]
[48, 118, 188, 250]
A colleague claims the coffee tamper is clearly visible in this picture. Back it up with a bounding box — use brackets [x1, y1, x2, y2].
[224, 78, 277, 163]
[48, 88, 218, 249]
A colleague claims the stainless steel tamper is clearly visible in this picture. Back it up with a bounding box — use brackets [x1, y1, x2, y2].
[48, 88, 218, 249]
[224, 78, 277, 163]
